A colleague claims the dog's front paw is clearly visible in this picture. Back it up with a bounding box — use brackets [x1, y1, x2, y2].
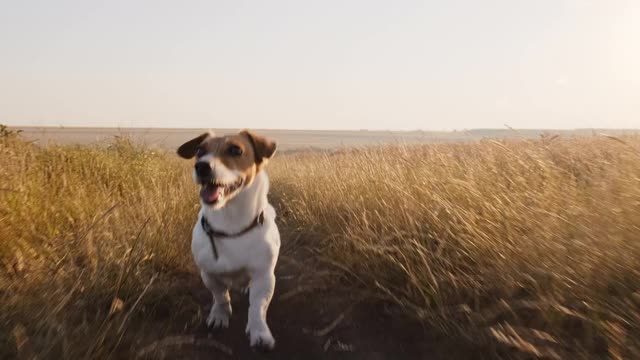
[206, 303, 232, 329]
[246, 322, 275, 350]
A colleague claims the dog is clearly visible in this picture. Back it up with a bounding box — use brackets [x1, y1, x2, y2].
[177, 130, 280, 350]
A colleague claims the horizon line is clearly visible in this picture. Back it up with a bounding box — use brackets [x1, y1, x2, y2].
[10, 124, 640, 133]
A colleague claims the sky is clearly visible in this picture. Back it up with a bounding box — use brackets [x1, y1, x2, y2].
[1, 0, 639, 131]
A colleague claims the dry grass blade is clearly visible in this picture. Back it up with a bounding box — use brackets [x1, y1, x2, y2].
[12, 324, 35, 360]
[113, 217, 152, 299]
[135, 335, 233, 358]
[305, 304, 355, 337]
[75, 203, 119, 243]
[118, 273, 158, 333]
[278, 285, 325, 301]
[601, 134, 640, 156]
[108, 273, 159, 358]
[51, 270, 86, 316]
[488, 324, 565, 360]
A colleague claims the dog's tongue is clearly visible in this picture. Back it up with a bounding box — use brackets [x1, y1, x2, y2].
[200, 184, 223, 203]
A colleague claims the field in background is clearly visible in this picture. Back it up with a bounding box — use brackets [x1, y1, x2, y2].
[2, 127, 640, 358]
[15, 126, 639, 152]
[16, 126, 462, 152]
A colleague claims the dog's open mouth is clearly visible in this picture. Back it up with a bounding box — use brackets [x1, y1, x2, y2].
[200, 178, 243, 205]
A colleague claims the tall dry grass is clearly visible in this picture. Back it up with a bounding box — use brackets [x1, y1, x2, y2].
[2, 128, 640, 358]
[1, 134, 198, 358]
[268, 135, 640, 358]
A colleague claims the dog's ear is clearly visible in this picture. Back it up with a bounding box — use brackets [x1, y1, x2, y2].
[241, 130, 277, 165]
[177, 132, 210, 159]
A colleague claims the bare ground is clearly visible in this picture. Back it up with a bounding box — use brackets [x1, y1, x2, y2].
[126, 252, 484, 360]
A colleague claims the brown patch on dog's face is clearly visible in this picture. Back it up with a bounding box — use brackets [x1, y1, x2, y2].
[177, 130, 277, 207]
[202, 133, 260, 185]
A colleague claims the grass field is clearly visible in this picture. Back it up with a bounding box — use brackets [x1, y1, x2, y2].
[1, 126, 640, 359]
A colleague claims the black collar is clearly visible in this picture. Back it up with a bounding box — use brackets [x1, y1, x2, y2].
[200, 210, 265, 259]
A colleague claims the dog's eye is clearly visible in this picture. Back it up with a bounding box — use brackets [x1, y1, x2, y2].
[227, 145, 243, 157]
[196, 147, 207, 158]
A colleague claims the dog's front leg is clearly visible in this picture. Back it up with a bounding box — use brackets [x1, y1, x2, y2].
[200, 271, 232, 328]
[245, 271, 276, 349]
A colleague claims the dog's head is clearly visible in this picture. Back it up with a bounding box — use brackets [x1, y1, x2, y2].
[177, 130, 276, 209]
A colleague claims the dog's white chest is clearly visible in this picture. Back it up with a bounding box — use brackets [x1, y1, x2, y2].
[191, 206, 280, 275]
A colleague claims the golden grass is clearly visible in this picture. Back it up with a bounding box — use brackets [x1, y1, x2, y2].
[269, 135, 640, 358]
[0, 135, 198, 358]
[2, 129, 640, 358]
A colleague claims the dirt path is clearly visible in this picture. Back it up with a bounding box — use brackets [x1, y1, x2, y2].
[134, 254, 483, 360]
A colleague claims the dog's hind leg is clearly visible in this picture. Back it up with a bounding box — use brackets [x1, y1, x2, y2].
[201, 271, 232, 329]
[245, 271, 276, 349]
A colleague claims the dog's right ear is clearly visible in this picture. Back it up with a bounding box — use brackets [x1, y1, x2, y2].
[177, 132, 210, 159]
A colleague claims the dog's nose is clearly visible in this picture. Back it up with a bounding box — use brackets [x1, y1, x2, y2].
[195, 162, 212, 179]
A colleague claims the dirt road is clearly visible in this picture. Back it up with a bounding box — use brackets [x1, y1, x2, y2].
[133, 254, 481, 360]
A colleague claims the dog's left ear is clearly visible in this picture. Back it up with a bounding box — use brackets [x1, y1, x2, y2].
[177, 132, 210, 159]
[241, 130, 277, 165]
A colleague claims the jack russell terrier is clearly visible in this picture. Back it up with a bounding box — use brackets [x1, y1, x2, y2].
[177, 130, 280, 350]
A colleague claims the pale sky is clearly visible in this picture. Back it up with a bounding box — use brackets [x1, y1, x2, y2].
[1, 0, 639, 130]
